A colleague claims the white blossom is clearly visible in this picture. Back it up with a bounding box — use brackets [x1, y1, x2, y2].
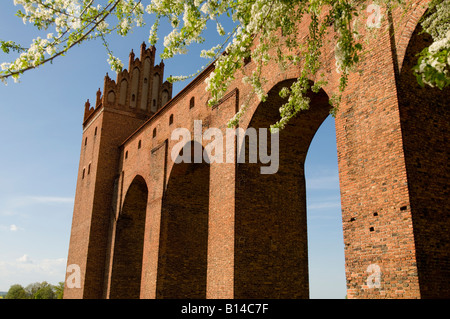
[1, 0, 448, 127]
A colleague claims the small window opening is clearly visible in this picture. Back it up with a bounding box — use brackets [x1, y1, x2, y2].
[85, 137, 88, 146]
[125, 151, 128, 159]
[369, 227, 374, 232]
[153, 128, 157, 138]
[94, 127, 97, 136]
[189, 97, 195, 109]
[400, 206, 407, 211]
[82, 168, 85, 179]
[169, 114, 174, 125]
[132, 94, 136, 102]
[373, 212, 378, 216]
[88, 163, 91, 175]
[138, 140, 142, 149]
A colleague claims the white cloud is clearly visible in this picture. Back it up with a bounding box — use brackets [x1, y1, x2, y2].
[25, 196, 75, 204]
[29, 196, 75, 204]
[307, 195, 342, 221]
[17, 254, 32, 263]
[0, 255, 67, 290]
[1, 196, 74, 210]
[0, 210, 17, 216]
[306, 174, 340, 190]
[0, 224, 23, 232]
[308, 201, 341, 210]
[0, 195, 74, 221]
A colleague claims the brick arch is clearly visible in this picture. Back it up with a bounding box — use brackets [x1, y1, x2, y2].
[395, 0, 431, 73]
[109, 175, 148, 299]
[234, 79, 331, 298]
[156, 140, 210, 298]
[396, 16, 450, 298]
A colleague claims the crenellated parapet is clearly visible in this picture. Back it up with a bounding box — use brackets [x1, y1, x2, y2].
[83, 99, 94, 122]
[83, 42, 173, 127]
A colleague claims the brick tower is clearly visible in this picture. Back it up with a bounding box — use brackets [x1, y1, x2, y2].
[64, 43, 172, 299]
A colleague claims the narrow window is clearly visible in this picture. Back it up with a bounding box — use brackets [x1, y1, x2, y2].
[82, 168, 85, 179]
[94, 127, 97, 136]
[169, 114, 174, 125]
[125, 151, 128, 159]
[138, 140, 142, 149]
[88, 163, 91, 175]
[85, 137, 88, 146]
[189, 97, 195, 109]
[153, 128, 157, 138]
[132, 94, 136, 102]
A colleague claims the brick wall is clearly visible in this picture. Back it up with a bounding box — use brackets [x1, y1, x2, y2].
[65, 0, 449, 299]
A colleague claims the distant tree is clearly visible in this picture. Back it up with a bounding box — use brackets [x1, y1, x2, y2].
[33, 282, 56, 299]
[54, 282, 65, 299]
[5, 284, 28, 299]
[25, 282, 44, 297]
[3, 281, 62, 299]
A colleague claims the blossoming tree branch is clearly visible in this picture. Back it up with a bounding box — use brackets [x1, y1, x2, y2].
[1, 0, 448, 130]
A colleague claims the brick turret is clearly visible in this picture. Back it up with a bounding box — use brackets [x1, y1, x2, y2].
[82, 42, 173, 127]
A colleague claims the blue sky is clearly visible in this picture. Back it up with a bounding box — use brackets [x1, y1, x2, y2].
[0, 2, 345, 298]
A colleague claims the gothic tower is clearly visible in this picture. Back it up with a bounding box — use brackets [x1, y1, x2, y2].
[64, 43, 172, 298]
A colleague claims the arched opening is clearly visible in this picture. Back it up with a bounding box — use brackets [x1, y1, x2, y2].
[156, 141, 210, 298]
[109, 175, 148, 299]
[107, 91, 115, 104]
[305, 116, 346, 299]
[161, 89, 169, 107]
[119, 79, 128, 105]
[397, 21, 450, 298]
[141, 57, 151, 110]
[234, 79, 341, 298]
[151, 73, 160, 112]
[130, 67, 140, 108]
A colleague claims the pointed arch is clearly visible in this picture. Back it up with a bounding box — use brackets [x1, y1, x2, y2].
[156, 141, 210, 298]
[234, 79, 332, 298]
[141, 58, 152, 110]
[151, 73, 161, 112]
[130, 67, 140, 108]
[396, 16, 450, 298]
[119, 79, 128, 105]
[110, 175, 148, 299]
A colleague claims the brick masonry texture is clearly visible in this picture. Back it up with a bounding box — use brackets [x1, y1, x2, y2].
[64, 0, 449, 299]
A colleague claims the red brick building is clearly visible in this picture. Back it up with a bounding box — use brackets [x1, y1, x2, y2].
[64, 0, 449, 299]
